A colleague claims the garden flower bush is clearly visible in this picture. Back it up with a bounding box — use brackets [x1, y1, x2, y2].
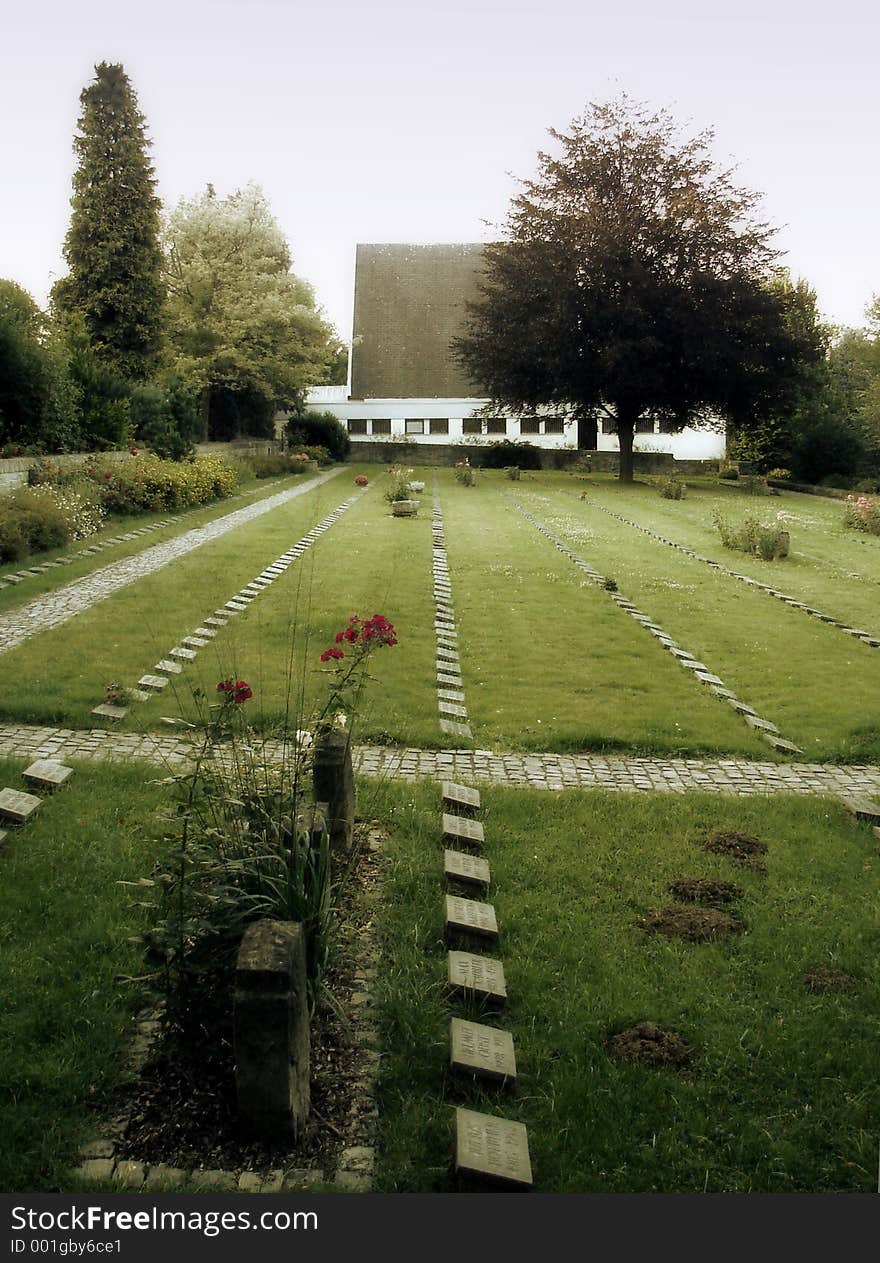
[79, 451, 242, 513]
[0, 481, 105, 561]
[712, 509, 790, 559]
[843, 494, 880, 536]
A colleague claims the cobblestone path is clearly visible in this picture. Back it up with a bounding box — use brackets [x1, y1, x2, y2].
[0, 468, 342, 656]
[0, 722, 877, 799]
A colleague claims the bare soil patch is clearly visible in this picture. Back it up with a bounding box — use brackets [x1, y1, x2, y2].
[668, 877, 743, 904]
[640, 905, 745, 941]
[803, 967, 857, 994]
[606, 1022, 692, 1069]
[703, 830, 768, 870]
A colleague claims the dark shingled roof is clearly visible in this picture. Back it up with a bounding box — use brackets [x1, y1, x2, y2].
[351, 243, 486, 399]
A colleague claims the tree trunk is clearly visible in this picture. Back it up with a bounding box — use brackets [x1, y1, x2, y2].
[616, 405, 638, 483]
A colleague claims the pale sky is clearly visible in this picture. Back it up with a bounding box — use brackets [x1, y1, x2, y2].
[2, 0, 877, 341]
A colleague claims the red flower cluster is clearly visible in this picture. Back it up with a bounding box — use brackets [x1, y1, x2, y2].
[216, 678, 253, 703]
[354, 475, 369, 486]
[320, 614, 397, 663]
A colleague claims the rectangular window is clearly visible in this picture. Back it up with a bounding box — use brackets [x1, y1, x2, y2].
[658, 417, 677, 434]
[544, 418, 564, 435]
[486, 418, 507, 435]
[462, 418, 482, 435]
[520, 418, 540, 435]
[347, 419, 367, 435]
[371, 418, 391, 434]
[429, 418, 449, 434]
[601, 419, 617, 435]
[405, 419, 425, 435]
[635, 418, 656, 434]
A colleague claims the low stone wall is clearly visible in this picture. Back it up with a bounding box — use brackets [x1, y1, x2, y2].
[349, 442, 718, 476]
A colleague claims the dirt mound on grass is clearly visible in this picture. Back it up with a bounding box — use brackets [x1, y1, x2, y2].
[668, 877, 744, 904]
[640, 905, 745, 941]
[606, 1022, 692, 1069]
[803, 967, 857, 993]
[703, 830, 768, 870]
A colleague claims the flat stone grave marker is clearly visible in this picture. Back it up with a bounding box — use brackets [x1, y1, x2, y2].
[170, 646, 197, 661]
[155, 659, 183, 674]
[840, 796, 880, 824]
[0, 787, 42, 824]
[442, 781, 481, 812]
[447, 951, 506, 1003]
[744, 714, 779, 734]
[439, 701, 468, 719]
[205, 616, 228, 627]
[445, 895, 498, 940]
[182, 636, 209, 649]
[23, 760, 72, 790]
[443, 813, 485, 846]
[226, 601, 249, 612]
[438, 688, 466, 703]
[192, 627, 217, 638]
[91, 703, 128, 719]
[450, 1019, 516, 1083]
[669, 647, 694, 660]
[438, 671, 463, 687]
[139, 674, 169, 691]
[444, 848, 490, 888]
[455, 1108, 531, 1189]
[766, 736, 802, 754]
[727, 698, 757, 717]
[695, 671, 724, 685]
[129, 688, 151, 702]
[678, 659, 708, 672]
[711, 686, 737, 700]
[437, 646, 459, 659]
[440, 719, 473, 739]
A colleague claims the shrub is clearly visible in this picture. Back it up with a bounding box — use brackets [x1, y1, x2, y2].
[767, 468, 792, 481]
[385, 465, 415, 503]
[657, 477, 686, 500]
[0, 484, 85, 559]
[285, 411, 350, 462]
[740, 474, 772, 496]
[843, 495, 880, 536]
[290, 444, 332, 466]
[473, 440, 542, 470]
[129, 378, 200, 461]
[81, 452, 241, 514]
[718, 461, 739, 480]
[250, 453, 309, 479]
[454, 460, 475, 486]
[712, 509, 790, 559]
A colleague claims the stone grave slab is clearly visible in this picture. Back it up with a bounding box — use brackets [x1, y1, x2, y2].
[192, 627, 218, 638]
[0, 787, 42, 824]
[205, 616, 228, 627]
[695, 671, 724, 686]
[436, 646, 459, 660]
[766, 736, 802, 754]
[443, 814, 485, 846]
[170, 646, 197, 661]
[138, 674, 168, 691]
[438, 688, 466, 703]
[439, 701, 468, 719]
[447, 951, 506, 1003]
[727, 698, 757, 717]
[678, 659, 708, 672]
[455, 1108, 531, 1189]
[129, 688, 151, 702]
[182, 636, 209, 649]
[440, 719, 473, 739]
[450, 1019, 516, 1083]
[445, 895, 498, 940]
[669, 647, 695, 660]
[22, 760, 72, 790]
[444, 848, 490, 888]
[91, 703, 128, 719]
[744, 714, 780, 734]
[225, 601, 249, 612]
[437, 671, 464, 687]
[436, 635, 459, 649]
[711, 686, 737, 700]
[840, 796, 880, 824]
[155, 659, 183, 674]
[442, 781, 481, 812]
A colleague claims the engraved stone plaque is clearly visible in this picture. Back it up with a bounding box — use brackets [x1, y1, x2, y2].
[447, 951, 507, 1002]
[455, 1108, 531, 1188]
[840, 796, 880, 823]
[138, 674, 168, 691]
[450, 1019, 516, 1082]
[91, 703, 128, 719]
[437, 672, 464, 687]
[437, 688, 466, 703]
[436, 647, 459, 661]
[182, 636, 209, 649]
[0, 787, 42, 824]
[695, 671, 724, 685]
[445, 895, 497, 939]
[440, 720, 473, 739]
[225, 601, 249, 612]
[443, 814, 485, 846]
[439, 701, 468, 718]
[155, 659, 183, 674]
[442, 782, 481, 811]
[23, 760, 72, 790]
[444, 849, 490, 888]
[744, 714, 780, 734]
[192, 627, 218, 638]
[170, 647, 197, 661]
[204, 616, 228, 627]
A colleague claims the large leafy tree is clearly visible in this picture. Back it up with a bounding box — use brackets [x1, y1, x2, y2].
[456, 97, 821, 481]
[163, 184, 336, 439]
[55, 62, 164, 382]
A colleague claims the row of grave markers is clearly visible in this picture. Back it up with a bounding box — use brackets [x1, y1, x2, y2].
[442, 781, 533, 1190]
[432, 499, 473, 742]
[513, 501, 802, 756]
[1, 518, 181, 592]
[91, 487, 372, 721]
[0, 758, 74, 845]
[592, 502, 880, 650]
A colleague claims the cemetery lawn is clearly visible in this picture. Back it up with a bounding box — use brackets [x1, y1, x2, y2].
[373, 781, 880, 1192]
[0, 760, 168, 1192]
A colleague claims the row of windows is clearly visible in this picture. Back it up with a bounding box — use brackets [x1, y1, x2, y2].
[346, 417, 567, 436]
[599, 418, 678, 435]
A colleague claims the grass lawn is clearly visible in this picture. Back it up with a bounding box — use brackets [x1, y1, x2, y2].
[0, 759, 169, 1192]
[374, 780, 880, 1192]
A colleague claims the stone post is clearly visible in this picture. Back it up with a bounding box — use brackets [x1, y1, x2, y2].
[312, 728, 355, 852]
[234, 920, 310, 1141]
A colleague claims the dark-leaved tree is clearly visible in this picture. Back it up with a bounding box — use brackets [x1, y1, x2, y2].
[455, 97, 822, 482]
[55, 62, 164, 383]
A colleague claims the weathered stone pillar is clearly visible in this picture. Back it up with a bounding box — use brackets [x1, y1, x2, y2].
[312, 728, 355, 852]
[234, 919, 310, 1141]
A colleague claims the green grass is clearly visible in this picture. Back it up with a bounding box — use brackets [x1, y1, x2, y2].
[373, 780, 880, 1192]
[0, 760, 169, 1192]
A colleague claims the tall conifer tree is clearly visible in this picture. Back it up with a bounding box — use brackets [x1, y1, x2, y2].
[57, 62, 163, 381]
